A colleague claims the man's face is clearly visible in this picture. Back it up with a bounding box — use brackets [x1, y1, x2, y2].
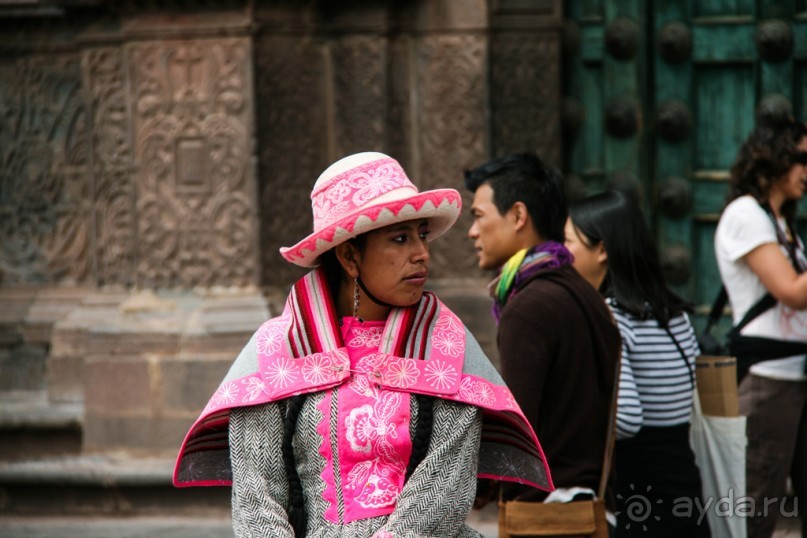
[468, 183, 520, 270]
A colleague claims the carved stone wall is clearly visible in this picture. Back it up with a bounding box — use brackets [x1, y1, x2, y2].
[490, 1, 563, 166]
[254, 32, 328, 286]
[491, 32, 563, 165]
[127, 38, 258, 288]
[0, 54, 91, 285]
[83, 47, 137, 287]
[253, 2, 495, 284]
[1, 0, 563, 291]
[413, 34, 487, 275]
[1, 17, 259, 291]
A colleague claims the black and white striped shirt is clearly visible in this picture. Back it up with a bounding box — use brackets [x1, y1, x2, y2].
[607, 298, 699, 439]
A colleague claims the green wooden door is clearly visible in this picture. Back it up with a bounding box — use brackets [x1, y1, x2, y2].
[564, 0, 807, 332]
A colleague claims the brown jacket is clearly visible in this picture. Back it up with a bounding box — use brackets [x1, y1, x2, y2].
[498, 264, 621, 501]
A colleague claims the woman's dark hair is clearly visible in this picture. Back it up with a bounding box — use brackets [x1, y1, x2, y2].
[406, 396, 434, 480]
[282, 395, 307, 538]
[568, 190, 688, 326]
[319, 234, 368, 294]
[464, 152, 567, 243]
[729, 118, 807, 223]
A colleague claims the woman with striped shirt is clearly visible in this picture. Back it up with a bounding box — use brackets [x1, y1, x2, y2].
[565, 190, 710, 538]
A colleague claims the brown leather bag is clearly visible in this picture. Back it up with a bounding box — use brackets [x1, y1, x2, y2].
[498, 497, 608, 537]
[498, 360, 619, 538]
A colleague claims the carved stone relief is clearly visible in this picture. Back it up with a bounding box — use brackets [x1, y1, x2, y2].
[386, 36, 414, 167]
[332, 36, 387, 156]
[415, 35, 487, 277]
[491, 32, 561, 166]
[83, 47, 137, 287]
[0, 54, 91, 285]
[127, 38, 258, 288]
[254, 35, 327, 286]
[0, 2, 564, 292]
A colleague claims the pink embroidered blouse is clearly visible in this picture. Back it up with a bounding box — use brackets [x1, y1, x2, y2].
[227, 317, 485, 537]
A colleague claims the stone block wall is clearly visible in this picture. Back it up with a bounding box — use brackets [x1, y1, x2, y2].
[50, 289, 271, 455]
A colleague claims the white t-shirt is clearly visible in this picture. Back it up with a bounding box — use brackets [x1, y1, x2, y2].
[714, 195, 807, 380]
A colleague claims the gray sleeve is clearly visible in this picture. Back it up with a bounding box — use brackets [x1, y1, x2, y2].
[373, 398, 483, 538]
[229, 402, 295, 538]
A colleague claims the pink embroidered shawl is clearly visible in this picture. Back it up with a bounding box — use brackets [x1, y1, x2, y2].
[173, 268, 553, 493]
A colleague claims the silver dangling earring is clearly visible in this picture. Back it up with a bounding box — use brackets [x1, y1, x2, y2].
[352, 276, 361, 321]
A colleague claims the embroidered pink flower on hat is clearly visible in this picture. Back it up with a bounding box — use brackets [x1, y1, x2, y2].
[280, 152, 461, 267]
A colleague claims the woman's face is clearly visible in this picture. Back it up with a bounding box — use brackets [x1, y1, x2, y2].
[774, 136, 807, 201]
[564, 217, 607, 290]
[355, 219, 431, 308]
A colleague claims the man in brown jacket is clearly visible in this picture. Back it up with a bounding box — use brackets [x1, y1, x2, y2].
[464, 152, 621, 506]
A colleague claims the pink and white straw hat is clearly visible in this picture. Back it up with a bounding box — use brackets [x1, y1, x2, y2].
[280, 152, 462, 267]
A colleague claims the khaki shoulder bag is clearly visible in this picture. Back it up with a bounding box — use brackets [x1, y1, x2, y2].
[497, 359, 619, 538]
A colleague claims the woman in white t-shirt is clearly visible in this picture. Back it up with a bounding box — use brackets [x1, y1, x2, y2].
[714, 118, 807, 538]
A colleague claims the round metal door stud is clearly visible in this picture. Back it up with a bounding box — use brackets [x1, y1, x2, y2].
[661, 245, 691, 284]
[658, 21, 692, 64]
[564, 173, 588, 204]
[755, 19, 793, 62]
[756, 94, 793, 127]
[605, 97, 639, 138]
[605, 17, 640, 60]
[656, 100, 692, 142]
[656, 176, 692, 219]
[606, 170, 642, 202]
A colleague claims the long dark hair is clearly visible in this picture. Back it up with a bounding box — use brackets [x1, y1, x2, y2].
[568, 190, 688, 326]
[729, 118, 807, 223]
[319, 234, 368, 294]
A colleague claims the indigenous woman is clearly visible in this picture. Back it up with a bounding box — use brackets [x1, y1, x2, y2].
[174, 152, 552, 537]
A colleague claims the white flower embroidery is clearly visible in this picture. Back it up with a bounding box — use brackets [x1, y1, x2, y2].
[356, 353, 388, 373]
[348, 327, 383, 348]
[350, 164, 404, 205]
[302, 353, 333, 384]
[242, 377, 266, 402]
[256, 320, 284, 355]
[352, 461, 400, 508]
[213, 381, 238, 405]
[473, 381, 496, 405]
[432, 330, 463, 357]
[345, 404, 376, 453]
[434, 312, 464, 335]
[326, 181, 352, 203]
[349, 374, 379, 398]
[458, 377, 475, 401]
[424, 360, 458, 390]
[264, 357, 299, 388]
[343, 393, 405, 509]
[384, 359, 419, 388]
[313, 198, 350, 222]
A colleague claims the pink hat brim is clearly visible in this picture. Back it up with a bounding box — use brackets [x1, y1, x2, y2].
[280, 189, 462, 267]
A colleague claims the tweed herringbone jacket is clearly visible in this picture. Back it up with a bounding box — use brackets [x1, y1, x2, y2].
[174, 268, 553, 536]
